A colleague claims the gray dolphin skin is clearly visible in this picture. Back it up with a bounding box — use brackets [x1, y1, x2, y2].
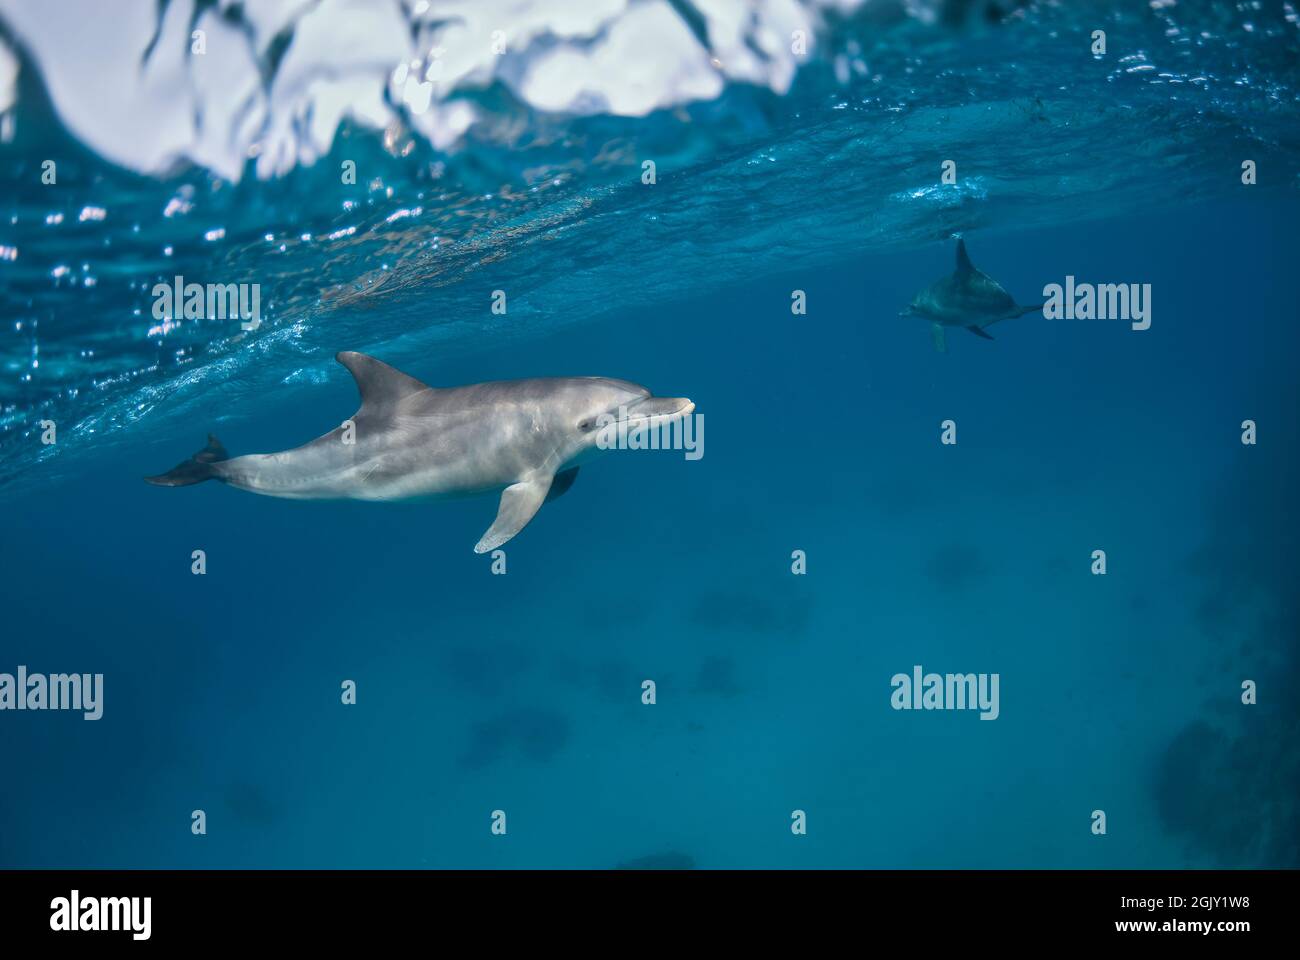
[146, 351, 695, 553]
[901, 238, 1043, 352]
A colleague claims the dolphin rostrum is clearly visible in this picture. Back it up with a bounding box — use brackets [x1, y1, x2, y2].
[146, 351, 695, 552]
[900, 238, 1043, 352]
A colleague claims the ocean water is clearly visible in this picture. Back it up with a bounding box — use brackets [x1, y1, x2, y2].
[1, 1, 1298, 869]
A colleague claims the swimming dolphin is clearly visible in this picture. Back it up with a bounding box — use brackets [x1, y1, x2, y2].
[900, 238, 1043, 352]
[146, 351, 695, 553]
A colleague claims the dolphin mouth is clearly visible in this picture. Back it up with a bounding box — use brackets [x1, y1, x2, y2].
[621, 397, 694, 425]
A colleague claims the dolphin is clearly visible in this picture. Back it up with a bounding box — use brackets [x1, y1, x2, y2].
[900, 238, 1043, 352]
[146, 351, 695, 553]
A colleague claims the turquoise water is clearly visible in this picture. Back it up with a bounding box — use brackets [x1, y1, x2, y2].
[1, 1, 1297, 868]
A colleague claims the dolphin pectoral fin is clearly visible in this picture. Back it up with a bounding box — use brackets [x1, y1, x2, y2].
[544, 466, 580, 503]
[967, 325, 994, 340]
[336, 351, 433, 410]
[930, 323, 947, 353]
[474, 475, 554, 553]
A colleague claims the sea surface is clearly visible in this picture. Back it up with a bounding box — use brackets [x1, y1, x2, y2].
[0, 0, 1297, 868]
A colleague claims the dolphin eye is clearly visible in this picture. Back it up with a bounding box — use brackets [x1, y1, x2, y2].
[579, 418, 594, 432]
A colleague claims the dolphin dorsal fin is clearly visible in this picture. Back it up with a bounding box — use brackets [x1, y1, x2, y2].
[955, 238, 975, 276]
[336, 351, 431, 408]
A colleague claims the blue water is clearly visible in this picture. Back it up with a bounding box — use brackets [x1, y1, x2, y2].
[1, 1, 1298, 868]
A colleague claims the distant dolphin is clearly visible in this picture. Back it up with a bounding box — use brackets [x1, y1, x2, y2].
[146, 352, 695, 553]
[901, 238, 1043, 352]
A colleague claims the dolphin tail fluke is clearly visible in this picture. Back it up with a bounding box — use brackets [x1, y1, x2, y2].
[930, 323, 947, 353]
[145, 434, 229, 486]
